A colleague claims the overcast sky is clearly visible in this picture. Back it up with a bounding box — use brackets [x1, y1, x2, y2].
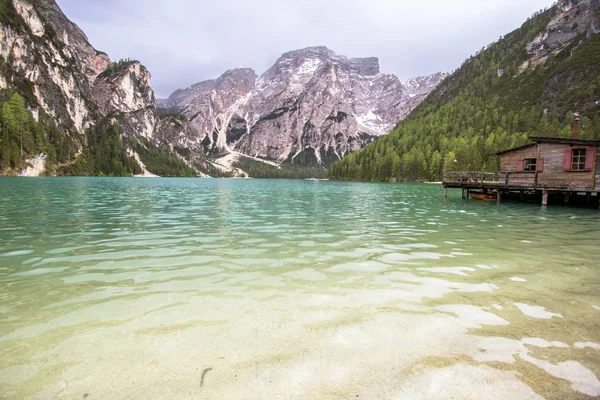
[55, 0, 553, 98]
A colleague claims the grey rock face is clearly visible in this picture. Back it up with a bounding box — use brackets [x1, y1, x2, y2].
[156, 115, 206, 169]
[1, 0, 166, 150]
[93, 62, 157, 140]
[161, 68, 256, 112]
[523, 0, 599, 70]
[174, 68, 257, 152]
[0, 0, 106, 134]
[350, 57, 380, 76]
[162, 46, 447, 166]
[34, 0, 111, 85]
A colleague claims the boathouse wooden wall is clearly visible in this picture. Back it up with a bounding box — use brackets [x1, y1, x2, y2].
[537, 143, 597, 190]
[500, 142, 599, 191]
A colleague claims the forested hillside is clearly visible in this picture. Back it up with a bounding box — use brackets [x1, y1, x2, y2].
[0, 93, 79, 173]
[329, 2, 600, 182]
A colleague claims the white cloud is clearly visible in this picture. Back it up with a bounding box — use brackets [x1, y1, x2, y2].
[56, 0, 554, 97]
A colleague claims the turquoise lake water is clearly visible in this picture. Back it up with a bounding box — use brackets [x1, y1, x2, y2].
[0, 177, 599, 399]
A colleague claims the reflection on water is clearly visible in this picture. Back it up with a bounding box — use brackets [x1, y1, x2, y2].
[0, 177, 599, 399]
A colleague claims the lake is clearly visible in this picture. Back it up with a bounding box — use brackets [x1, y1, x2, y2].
[0, 177, 599, 399]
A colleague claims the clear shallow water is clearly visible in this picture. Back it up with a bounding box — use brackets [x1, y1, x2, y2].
[0, 177, 599, 399]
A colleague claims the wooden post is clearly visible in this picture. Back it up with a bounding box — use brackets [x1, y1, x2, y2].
[564, 192, 570, 207]
[497, 190, 502, 205]
[462, 188, 467, 200]
[444, 186, 448, 199]
[586, 192, 592, 206]
[519, 190, 525, 202]
[542, 190, 549, 208]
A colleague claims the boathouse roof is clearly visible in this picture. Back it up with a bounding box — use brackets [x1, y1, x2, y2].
[496, 136, 600, 156]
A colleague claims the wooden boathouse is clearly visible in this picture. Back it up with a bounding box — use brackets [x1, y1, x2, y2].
[443, 135, 600, 208]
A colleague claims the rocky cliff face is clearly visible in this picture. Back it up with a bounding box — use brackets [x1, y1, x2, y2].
[159, 68, 257, 153]
[0, 0, 162, 146]
[0, 0, 102, 134]
[160, 46, 447, 166]
[155, 114, 206, 168]
[522, 0, 600, 71]
[93, 62, 157, 140]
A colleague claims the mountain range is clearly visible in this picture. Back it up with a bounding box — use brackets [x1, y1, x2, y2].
[157, 47, 446, 169]
[0, 0, 445, 177]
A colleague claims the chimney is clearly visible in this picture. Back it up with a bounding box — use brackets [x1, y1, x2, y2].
[571, 118, 580, 138]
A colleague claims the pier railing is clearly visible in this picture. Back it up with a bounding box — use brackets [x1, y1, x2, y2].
[443, 171, 501, 186]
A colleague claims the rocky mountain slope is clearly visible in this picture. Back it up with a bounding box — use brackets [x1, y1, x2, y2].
[159, 47, 446, 167]
[0, 0, 200, 176]
[329, 0, 600, 182]
[93, 60, 158, 140]
[1, 0, 106, 135]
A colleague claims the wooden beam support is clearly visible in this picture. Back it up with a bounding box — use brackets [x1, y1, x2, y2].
[564, 192, 570, 207]
[586, 192, 592, 206]
[462, 188, 467, 200]
[542, 190, 549, 208]
[444, 186, 448, 199]
[519, 190, 525, 202]
[497, 190, 502, 205]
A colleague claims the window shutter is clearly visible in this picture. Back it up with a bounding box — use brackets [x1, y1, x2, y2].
[563, 149, 572, 171]
[536, 158, 544, 172]
[585, 147, 596, 171]
[517, 159, 525, 172]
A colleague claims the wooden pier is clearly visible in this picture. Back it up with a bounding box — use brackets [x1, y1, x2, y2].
[442, 171, 600, 208]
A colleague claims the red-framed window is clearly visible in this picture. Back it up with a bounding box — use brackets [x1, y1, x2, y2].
[564, 147, 596, 171]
